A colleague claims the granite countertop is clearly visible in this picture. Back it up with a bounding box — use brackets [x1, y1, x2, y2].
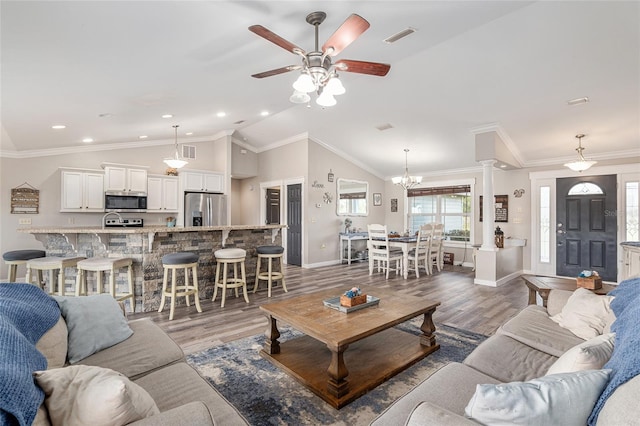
[18, 224, 285, 234]
[621, 241, 640, 247]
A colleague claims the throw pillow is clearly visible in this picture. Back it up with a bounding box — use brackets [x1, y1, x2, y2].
[52, 294, 133, 363]
[34, 365, 159, 426]
[465, 369, 611, 426]
[550, 288, 614, 340]
[546, 333, 615, 375]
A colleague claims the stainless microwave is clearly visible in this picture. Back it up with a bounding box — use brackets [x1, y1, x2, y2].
[105, 192, 147, 212]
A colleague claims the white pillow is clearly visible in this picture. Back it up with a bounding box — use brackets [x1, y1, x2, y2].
[465, 369, 611, 426]
[550, 288, 614, 339]
[546, 333, 615, 375]
[34, 365, 159, 426]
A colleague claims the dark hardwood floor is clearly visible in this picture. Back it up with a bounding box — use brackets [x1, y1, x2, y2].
[130, 262, 529, 355]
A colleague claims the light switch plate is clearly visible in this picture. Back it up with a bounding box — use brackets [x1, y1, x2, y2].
[19, 218, 32, 225]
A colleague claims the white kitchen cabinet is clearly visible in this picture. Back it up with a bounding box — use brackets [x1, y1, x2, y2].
[60, 169, 105, 212]
[147, 176, 179, 212]
[182, 171, 224, 193]
[622, 244, 640, 280]
[103, 164, 148, 193]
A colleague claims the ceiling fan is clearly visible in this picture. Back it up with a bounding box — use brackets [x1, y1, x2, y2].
[249, 11, 391, 106]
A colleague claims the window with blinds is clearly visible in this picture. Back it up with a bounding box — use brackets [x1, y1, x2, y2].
[407, 185, 471, 241]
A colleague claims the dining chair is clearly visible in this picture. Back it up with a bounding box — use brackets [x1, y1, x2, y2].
[367, 224, 403, 279]
[406, 225, 432, 278]
[427, 223, 445, 274]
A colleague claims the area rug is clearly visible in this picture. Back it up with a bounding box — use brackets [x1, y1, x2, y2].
[186, 320, 486, 426]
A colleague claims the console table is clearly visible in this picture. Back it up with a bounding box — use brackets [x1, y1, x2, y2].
[521, 275, 616, 307]
[339, 232, 368, 265]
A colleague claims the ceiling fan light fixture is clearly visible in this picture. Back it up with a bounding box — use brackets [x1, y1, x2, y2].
[293, 73, 315, 93]
[564, 134, 596, 172]
[163, 125, 188, 169]
[290, 90, 311, 104]
[324, 76, 345, 95]
[316, 91, 336, 107]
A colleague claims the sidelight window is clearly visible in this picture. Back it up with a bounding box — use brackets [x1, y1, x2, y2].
[626, 182, 639, 241]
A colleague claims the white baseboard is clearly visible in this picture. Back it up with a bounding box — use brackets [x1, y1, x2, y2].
[302, 260, 342, 269]
[475, 270, 523, 287]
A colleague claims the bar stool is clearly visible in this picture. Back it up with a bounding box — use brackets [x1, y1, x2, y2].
[253, 245, 287, 298]
[212, 248, 248, 308]
[158, 252, 202, 321]
[75, 257, 135, 312]
[3, 249, 46, 282]
[25, 256, 85, 295]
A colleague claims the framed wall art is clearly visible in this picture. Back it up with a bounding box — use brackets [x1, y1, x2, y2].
[479, 194, 508, 222]
[373, 193, 382, 206]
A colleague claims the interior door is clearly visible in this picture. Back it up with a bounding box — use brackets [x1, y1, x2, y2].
[556, 175, 617, 281]
[266, 188, 280, 225]
[287, 184, 302, 266]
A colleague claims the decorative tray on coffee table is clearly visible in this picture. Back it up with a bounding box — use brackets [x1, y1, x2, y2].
[323, 295, 380, 313]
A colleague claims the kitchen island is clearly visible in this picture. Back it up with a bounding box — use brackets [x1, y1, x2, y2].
[20, 224, 285, 312]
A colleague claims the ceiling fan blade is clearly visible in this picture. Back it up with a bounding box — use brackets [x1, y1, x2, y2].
[249, 25, 303, 54]
[335, 60, 391, 77]
[251, 65, 301, 79]
[322, 14, 370, 56]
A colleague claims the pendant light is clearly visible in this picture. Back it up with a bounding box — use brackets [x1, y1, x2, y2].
[564, 134, 596, 172]
[392, 148, 422, 190]
[163, 125, 188, 169]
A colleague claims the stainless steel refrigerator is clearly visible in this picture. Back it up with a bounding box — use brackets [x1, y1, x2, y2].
[184, 192, 227, 226]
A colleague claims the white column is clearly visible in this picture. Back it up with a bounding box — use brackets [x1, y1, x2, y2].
[480, 160, 496, 250]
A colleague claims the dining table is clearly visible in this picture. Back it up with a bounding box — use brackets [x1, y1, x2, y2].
[371, 236, 420, 279]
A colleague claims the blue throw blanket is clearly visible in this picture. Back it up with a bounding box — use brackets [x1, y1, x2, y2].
[0, 283, 61, 426]
[588, 277, 640, 425]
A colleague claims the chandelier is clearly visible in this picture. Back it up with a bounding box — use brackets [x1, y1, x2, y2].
[392, 149, 422, 190]
[289, 52, 346, 107]
[564, 134, 596, 172]
[163, 125, 188, 169]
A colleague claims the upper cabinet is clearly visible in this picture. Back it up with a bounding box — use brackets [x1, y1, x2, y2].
[102, 163, 149, 193]
[60, 168, 105, 212]
[182, 171, 224, 193]
[147, 175, 179, 212]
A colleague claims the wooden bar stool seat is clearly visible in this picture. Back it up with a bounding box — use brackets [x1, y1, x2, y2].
[159, 252, 201, 320]
[253, 245, 287, 298]
[75, 257, 135, 312]
[25, 256, 85, 296]
[213, 248, 248, 308]
[3, 249, 46, 282]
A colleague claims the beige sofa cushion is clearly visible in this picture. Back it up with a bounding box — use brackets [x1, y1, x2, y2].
[133, 362, 248, 425]
[35, 365, 159, 426]
[464, 334, 557, 382]
[550, 288, 614, 340]
[370, 362, 500, 426]
[497, 305, 584, 357]
[35, 316, 67, 369]
[78, 318, 183, 380]
[406, 402, 477, 426]
[596, 374, 640, 425]
[546, 332, 615, 375]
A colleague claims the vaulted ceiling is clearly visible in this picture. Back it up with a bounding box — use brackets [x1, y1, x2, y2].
[1, 1, 638, 178]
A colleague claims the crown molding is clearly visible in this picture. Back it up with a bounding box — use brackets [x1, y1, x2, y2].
[309, 136, 385, 180]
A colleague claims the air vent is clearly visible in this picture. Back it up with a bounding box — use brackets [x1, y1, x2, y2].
[233, 120, 246, 125]
[383, 27, 416, 44]
[375, 123, 394, 131]
[182, 145, 196, 160]
[567, 97, 589, 106]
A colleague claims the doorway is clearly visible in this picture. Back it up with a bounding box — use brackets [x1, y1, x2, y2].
[266, 188, 280, 225]
[556, 175, 617, 281]
[287, 183, 302, 266]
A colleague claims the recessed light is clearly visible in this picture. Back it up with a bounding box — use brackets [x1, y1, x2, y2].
[162, 114, 173, 118]
[217, 112, 226, 118]
[139, 135, 148, 139]
[260, 111, 269, 117]
[51, 125, 66, 129]
[500, 164, 507, 168]
[185, 132, 193, 136]
[82, 138, 94, 143]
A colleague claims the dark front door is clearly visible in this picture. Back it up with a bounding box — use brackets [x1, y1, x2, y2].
[556, 175, 617, 281]
[287, 184, 302, 266]
[266, 188, 280, 224]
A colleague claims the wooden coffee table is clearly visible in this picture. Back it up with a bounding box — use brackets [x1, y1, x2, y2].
[521, 275, 616, 307]
[259, 287, 441, 408]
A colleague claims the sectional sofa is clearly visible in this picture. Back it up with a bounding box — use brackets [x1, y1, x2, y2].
[371, 277, 640, 425]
